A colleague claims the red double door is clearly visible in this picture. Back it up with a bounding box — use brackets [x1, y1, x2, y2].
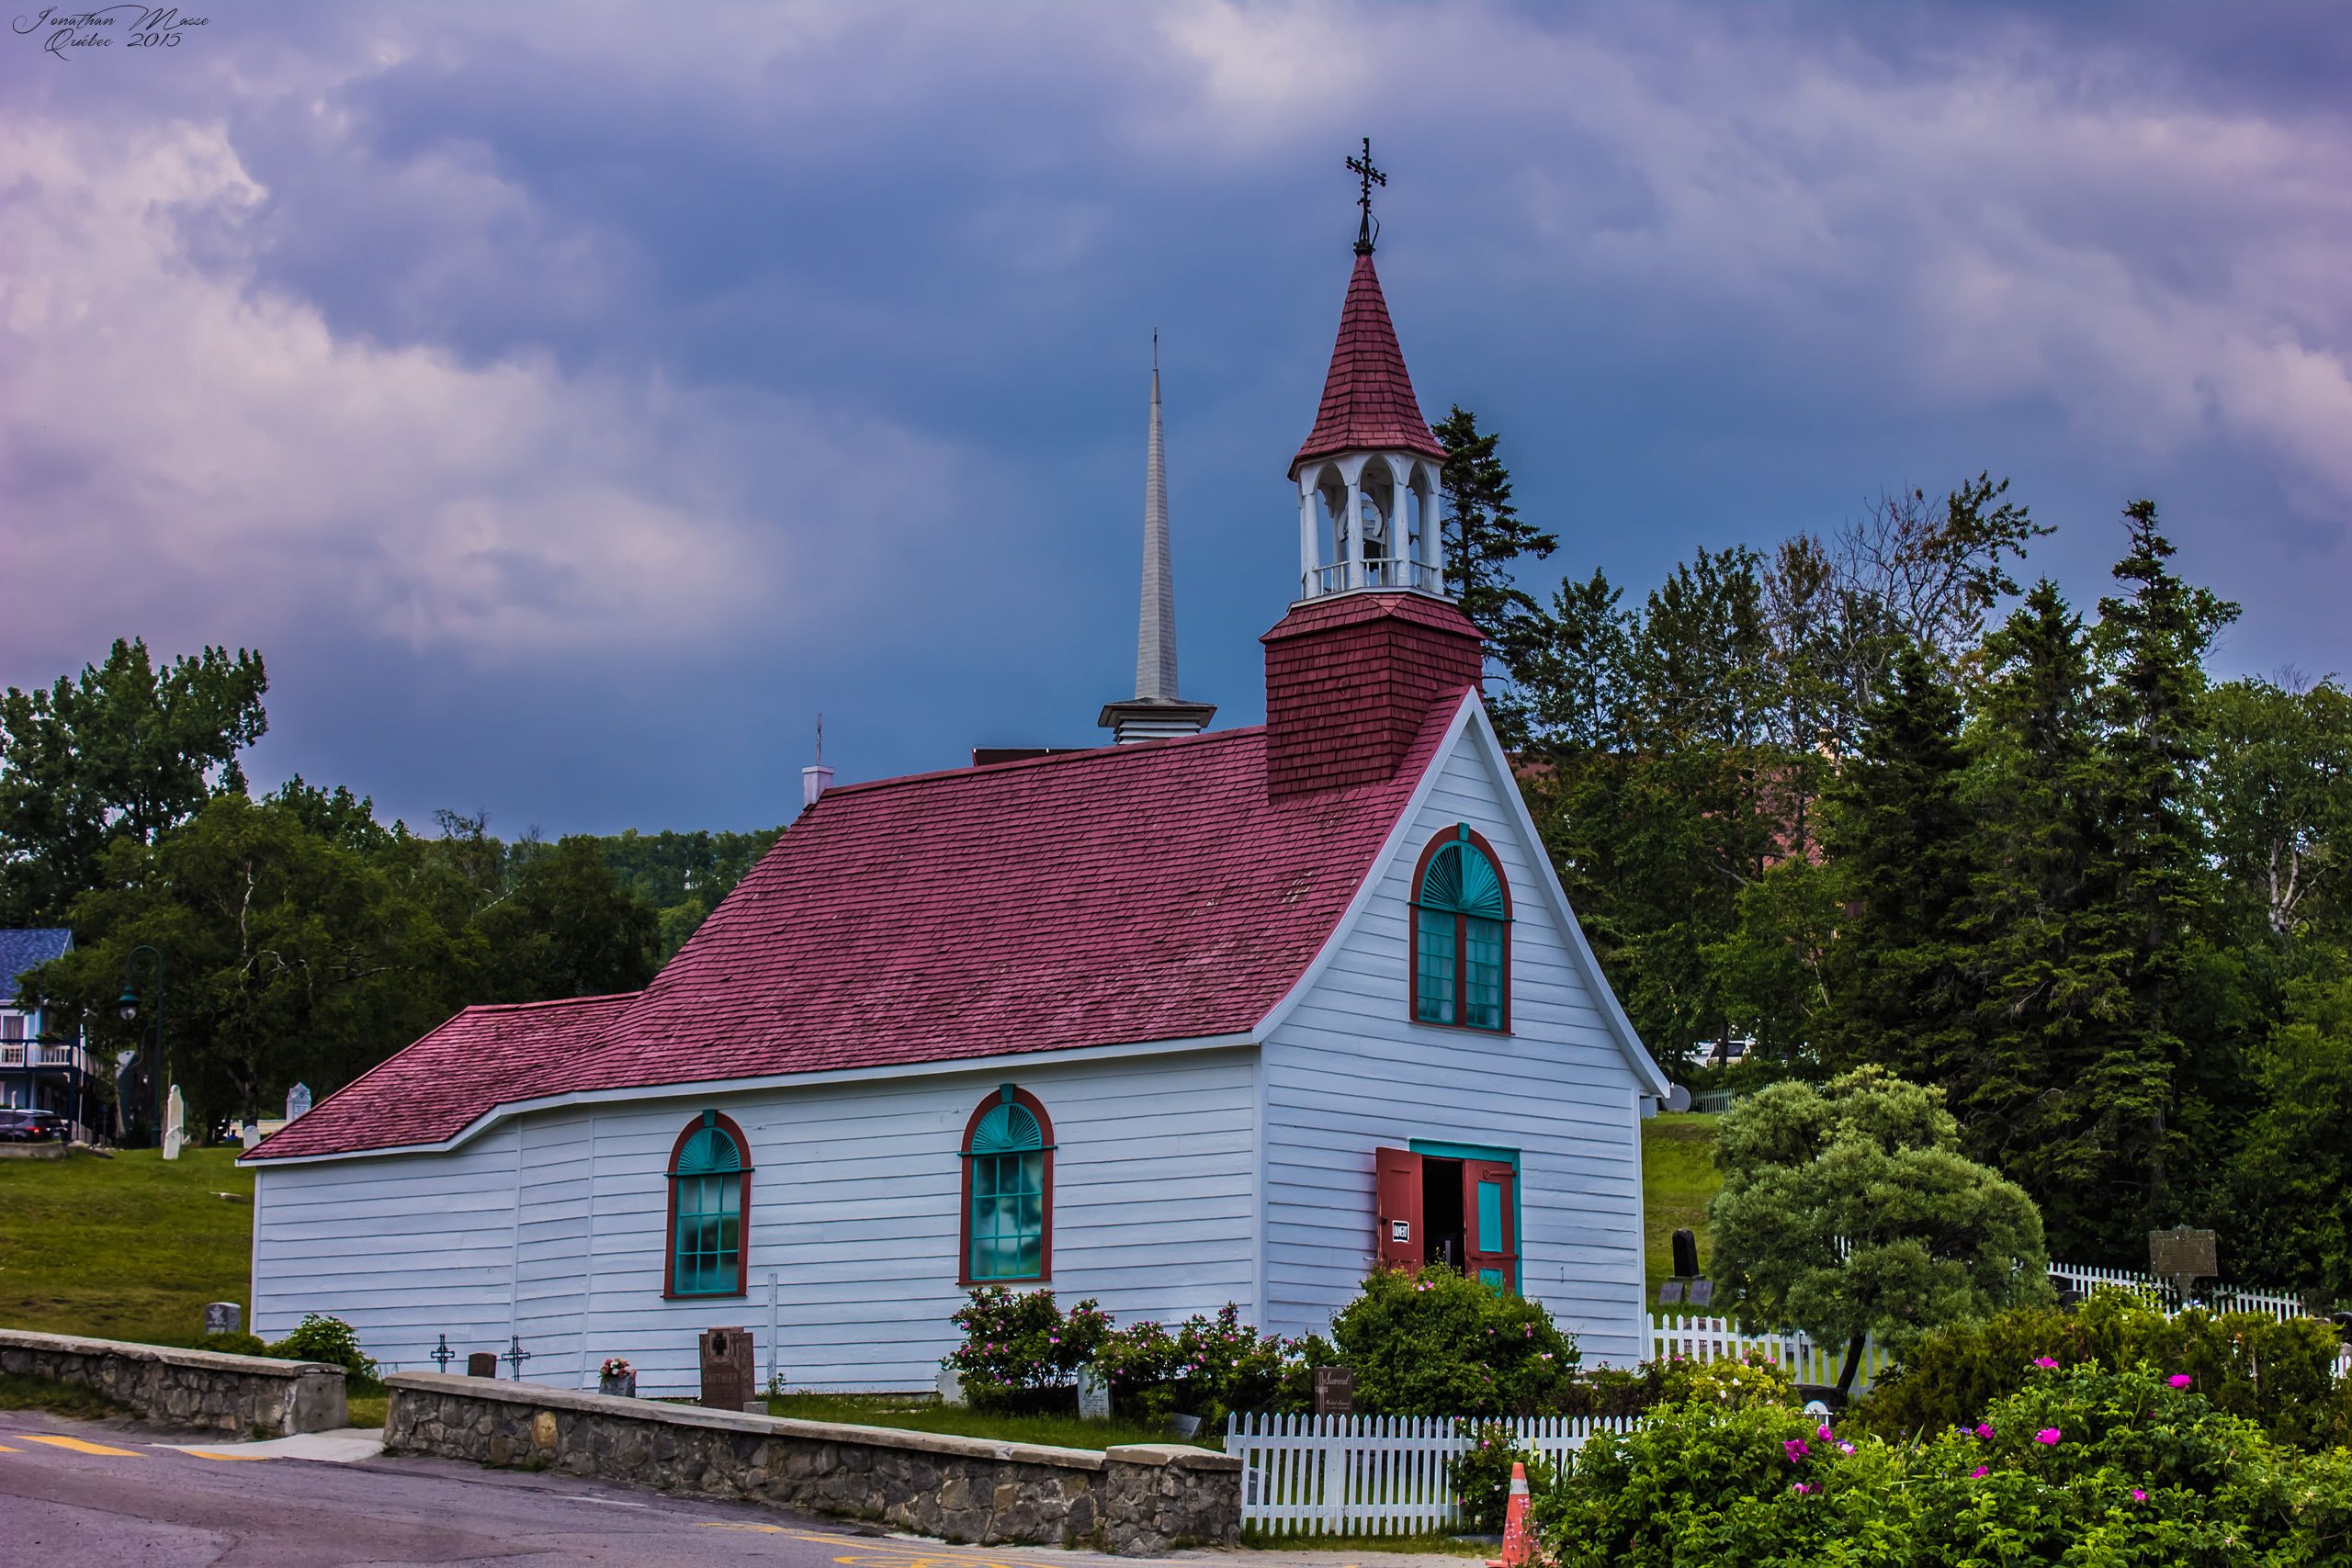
[1374, 1146, 1517, 1292]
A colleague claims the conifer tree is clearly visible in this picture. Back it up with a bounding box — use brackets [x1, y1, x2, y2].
[1959, 581, 2129, 1253]
[2091, 502, 2240, 1225]
[1433, 407, 1557, 748]
[1820, 646, 1976, 1084]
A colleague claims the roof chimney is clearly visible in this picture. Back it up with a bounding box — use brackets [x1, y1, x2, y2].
[800, 715, 833, 812]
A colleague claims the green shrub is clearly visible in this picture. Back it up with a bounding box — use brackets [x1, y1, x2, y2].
[265, 1314, 377, 1381]
[1093, 1304, 1300, 1431]
[942, 1287, 1112, 1409]
[1538, 1361, 2351, 1568]
[1452, 1423, 1559, 1533]
[1331, 1266, 1579, 1416]
[1857, 1290, 2352, 1451]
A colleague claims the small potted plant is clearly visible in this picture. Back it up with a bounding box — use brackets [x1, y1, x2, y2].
[598, 1357, 637, 1399]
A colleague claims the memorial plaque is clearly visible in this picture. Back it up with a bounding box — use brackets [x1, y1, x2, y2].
[1076, 1367, 1111, 1421]
[1312, 1365, 1354, 1416]
[467, 1351, 498, 1378]
[2149, 1227, 2218, 1285]
[1657, 1280, 1685, 1306]
[700, 1326, 755, 1412]
[1688, 1278, 1716, 1308]
[203, 1301, 242, 1337]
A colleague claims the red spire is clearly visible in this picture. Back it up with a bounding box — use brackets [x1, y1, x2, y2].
[1290, 253, 1448, 477]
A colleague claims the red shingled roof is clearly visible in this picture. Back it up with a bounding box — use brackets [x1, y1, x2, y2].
[1291, 253, 1448, 475]
[248, 704, 1466, 1160]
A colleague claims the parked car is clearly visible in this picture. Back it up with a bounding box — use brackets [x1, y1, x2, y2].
[0, 1108, 65, 1143]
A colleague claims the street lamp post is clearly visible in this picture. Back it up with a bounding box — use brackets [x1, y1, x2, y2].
[117, 945, 164, 1148]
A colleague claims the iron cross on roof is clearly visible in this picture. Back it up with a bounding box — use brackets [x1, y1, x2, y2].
[1348, 137, 1385, 255]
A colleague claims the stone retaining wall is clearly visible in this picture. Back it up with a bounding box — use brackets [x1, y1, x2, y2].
[0, 1328, 346, 1436]
[383, 1372, 1239, 1554]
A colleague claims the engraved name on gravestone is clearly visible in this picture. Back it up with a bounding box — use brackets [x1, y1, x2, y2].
[1313, 1365, 1354, 1416]
[286, 1082, 313, 1121]
[699, 1326, 754, 1412]
[1076, 1366, 1111, 1421]
[203, 1302, 242, 1337]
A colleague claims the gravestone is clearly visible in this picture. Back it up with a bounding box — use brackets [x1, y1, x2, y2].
[1312, 1365, 1354, 1416]
[239, 1121, 261, 1151]
[1076, 1366, 1111, 1421]
[467, 1351, 497, 1378]
[1688, 1279, 1716, 1309]
[936, 1365, 966, 1406]
[203, 1302, 242, 1337]
[162, 1084, 186, 1161]
[285, 1082, 313, 1121]
[1671, 1228, 1701, 1280]
[1657, 1280, 1685, 1306]
[699, 1326, 754, 1411]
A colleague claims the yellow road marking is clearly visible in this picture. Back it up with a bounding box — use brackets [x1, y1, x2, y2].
[182, 1449, 273, 1461]
[17, 1434, 143, 1457]
[697, 1523, 787, 1534]
[0, 1442, 19, 1452]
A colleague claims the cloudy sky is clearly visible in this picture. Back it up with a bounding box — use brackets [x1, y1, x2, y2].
[4, 2, 2346, 835]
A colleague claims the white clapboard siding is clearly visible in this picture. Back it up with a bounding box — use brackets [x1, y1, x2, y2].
[1261, 721, 1652, 1364]
[251, 1049, 1256, 1393]
[1226, 1412, 1645, 1536]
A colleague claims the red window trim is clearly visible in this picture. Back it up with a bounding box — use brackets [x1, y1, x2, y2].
[1406, 825, 1514, 1033]
[662, 1109, 752, 1301]
[956, 1085, 1056, 1287]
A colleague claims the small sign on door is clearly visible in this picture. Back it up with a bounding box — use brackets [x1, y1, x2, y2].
[1389, 1219, 1410, 1244]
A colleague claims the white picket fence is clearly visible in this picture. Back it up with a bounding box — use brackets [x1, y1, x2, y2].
[1224, 1412, 1645, 1536]
[1648, 1311, 1894, 1393]
[2045, 1260, 2310, 1321]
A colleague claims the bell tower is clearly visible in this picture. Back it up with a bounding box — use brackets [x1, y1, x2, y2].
[1263, 141, 1483, 798]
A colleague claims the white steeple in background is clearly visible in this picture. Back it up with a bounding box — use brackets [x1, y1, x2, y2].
[1136, 337, 1179, 703]
[1101, 335, 1216, 745]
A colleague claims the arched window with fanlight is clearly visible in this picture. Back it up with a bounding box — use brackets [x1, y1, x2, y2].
[1410, 826, 1512, 1032]
[958, 1085, 1055, 1284]
[664, 1110, 751, 1298]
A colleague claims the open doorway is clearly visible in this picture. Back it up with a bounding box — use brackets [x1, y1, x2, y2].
[1421, 1156, 1464, 1269]
[1374, 1145, 1519, 1291]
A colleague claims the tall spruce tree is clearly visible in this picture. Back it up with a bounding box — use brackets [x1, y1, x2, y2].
[2091, 502, 2239, 1227]
[1432, 407, 1557, 748]
[1820, 645, 1976, 1084]
[1960, 581, 2130, 1254]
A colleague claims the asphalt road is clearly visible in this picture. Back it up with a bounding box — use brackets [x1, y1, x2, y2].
[0, 1410, 1189, 1568]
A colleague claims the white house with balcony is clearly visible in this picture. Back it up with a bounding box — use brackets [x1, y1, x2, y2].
[3, 928, 93, 1139]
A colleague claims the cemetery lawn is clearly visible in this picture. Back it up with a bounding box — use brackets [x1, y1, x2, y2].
[1642, 1112, 1723, 1302]
[761, 1392, 1212, 1451]
[0, 1146, 254, 1347]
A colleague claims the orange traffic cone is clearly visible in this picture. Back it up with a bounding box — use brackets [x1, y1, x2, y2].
[1487, 1461, 1533, 1568]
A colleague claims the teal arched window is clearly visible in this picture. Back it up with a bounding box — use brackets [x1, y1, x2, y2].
[1411, 827, 1511, 1031]
[960, 1086, 1055, 1283]
[666, 1110, 751, 1298]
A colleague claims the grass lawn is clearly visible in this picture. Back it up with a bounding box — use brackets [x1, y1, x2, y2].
[1642, 1112, 1724, 1304]
[0, 1371, 137, 1420]
[0, 1146, 254, 1347]
[761, 1392, 1210, 1451]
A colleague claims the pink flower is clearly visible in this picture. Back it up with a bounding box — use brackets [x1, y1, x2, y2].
[2032, 1356, 2060, 1370]
[1792, 1483, 1814, 1495]
[1817, 1424, 1835, 1440]
[2168, 1374, 2193, 1388]
[1838, 1441, 1855, 1454]
[2132, 1488, 2148, 1502]
[2034, 1428, 2062, 1446]
[1974, 1424, 1995, 1440]
[1969, 1465, 1989, 1479]
[1784, 1438, 1810, 1462]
